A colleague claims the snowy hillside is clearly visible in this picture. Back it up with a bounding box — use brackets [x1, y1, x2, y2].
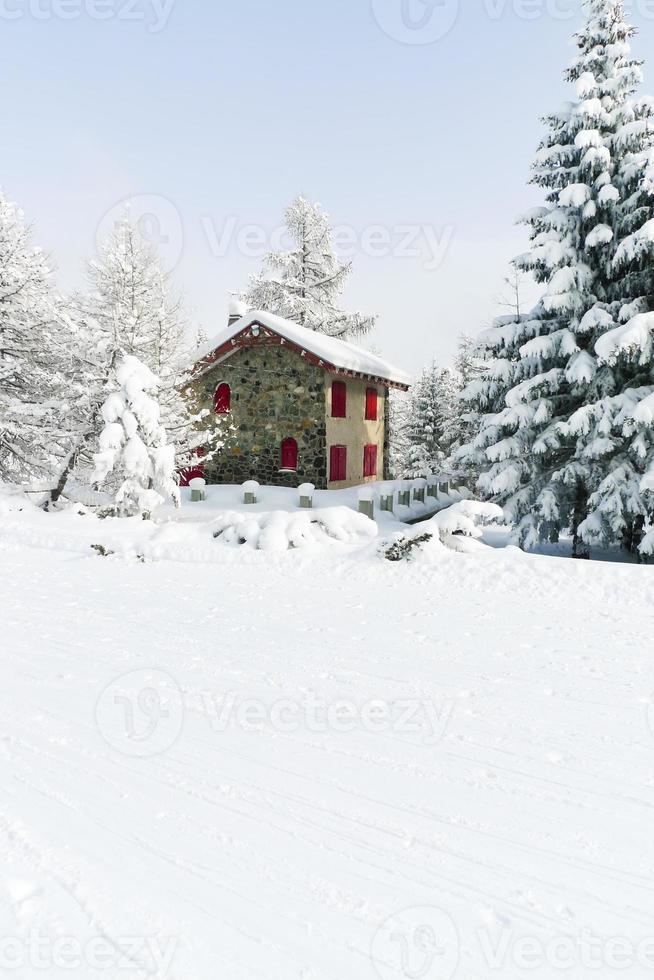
[1, 499, 654, 979]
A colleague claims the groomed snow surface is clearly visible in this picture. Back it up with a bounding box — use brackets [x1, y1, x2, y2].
[1, 486, 654, 979]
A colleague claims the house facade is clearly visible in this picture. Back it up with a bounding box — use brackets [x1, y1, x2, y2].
[185, 310, 410, 490]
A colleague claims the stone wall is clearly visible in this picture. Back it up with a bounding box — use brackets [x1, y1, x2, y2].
[190, 342, 328, 488]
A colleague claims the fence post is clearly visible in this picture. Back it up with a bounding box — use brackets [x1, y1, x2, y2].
[298, 483, 315, 509]
[242, 480, 260, 505]
[189, 477, 206, 503]
[358, 488, 375, 520]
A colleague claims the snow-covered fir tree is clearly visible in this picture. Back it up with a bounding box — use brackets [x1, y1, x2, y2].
[568, 65, 654, 556]
[47, 216, 217, 505]
[387, 388, 412, 478]
[0, 190, 66, 485]
[240, 196, 376, 339]
[93, 354, 179, 516]
[459, 0, 654, 554]
[84, 215, 198, 463]
[406, 362, 460, 477]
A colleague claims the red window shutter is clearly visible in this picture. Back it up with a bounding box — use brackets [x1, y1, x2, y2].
[332, 380, 347, 418]
[365, 387, 378, 421]
[330, 445, 347, 482]
[363, 444, 378, 478]
[281, 438, 298, 470]
[214, 383, 231, 414]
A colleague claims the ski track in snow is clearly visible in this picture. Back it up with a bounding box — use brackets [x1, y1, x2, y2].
[1, 515, 654, 979]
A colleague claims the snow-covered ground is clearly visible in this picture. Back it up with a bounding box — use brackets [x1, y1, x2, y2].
[2, 491, 654, 979]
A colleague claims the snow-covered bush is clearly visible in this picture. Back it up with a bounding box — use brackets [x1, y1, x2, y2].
[212, 507, 376, 552]
[382, 501, 504, 562]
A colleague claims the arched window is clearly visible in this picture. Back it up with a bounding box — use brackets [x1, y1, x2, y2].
[331, 380, 347, 418]
[365, 387, 378, 421]
[214, 382, 231, 414]
[280, 438, 298, 471]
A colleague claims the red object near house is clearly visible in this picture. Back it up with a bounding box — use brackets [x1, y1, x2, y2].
[329, 445, 347, 482]
[363, 444, 378, 478]
[365, 387, 378, 421]
[331, 380, 347, 418]
[178, 446, 206, 487]
[214, 382, 231, 413]
[280, 438, 298, 471]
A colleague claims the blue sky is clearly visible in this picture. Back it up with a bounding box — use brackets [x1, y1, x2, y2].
[3, 0, 654, 373]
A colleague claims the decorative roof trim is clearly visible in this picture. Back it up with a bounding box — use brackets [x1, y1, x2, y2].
[193, 321, 411, 391]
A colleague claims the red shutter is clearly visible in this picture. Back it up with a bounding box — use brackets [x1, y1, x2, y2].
[331, 380, 347, 418]
[363, 444, 378, 478]
[281, 438, 298, 470]
[214, 383, 231, 414]
[365, 387, 378, 421]
[329, 445, 347, 482]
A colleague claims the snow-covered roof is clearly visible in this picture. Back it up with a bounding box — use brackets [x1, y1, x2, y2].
[195, 310, 412, 388]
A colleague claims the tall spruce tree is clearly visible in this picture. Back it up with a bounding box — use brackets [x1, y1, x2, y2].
[568, 61, 654, 556]
[240, 196, 376, 339]
[459, 0, 652, 553]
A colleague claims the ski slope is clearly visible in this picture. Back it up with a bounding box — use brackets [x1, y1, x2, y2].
[1, 502, 654, 979]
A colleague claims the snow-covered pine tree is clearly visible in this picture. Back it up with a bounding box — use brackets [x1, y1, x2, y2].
[453, 333, 486, 454]
[240, 196, 376, 339]
[47, 215, 216, 505]
[93, 354, 179, 517]
[458, 0, 648, 553]
[0, 190, 65, 486]
[406, 363, 460, 477]
[84, 214, 199, 464]
[387, 388, 412, 478]
[567, 39, 654, 557]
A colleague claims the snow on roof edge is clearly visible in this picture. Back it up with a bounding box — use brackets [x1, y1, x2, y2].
[195, 310, 412, 388]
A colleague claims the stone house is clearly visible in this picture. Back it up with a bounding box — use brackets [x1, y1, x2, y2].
[185, 308, 411, 490]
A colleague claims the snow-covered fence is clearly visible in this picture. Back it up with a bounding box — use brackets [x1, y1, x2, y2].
[379, 484, 394, 513]
[189, 477, 206, 503]
[358, 486, 375, 520]
[298, 483, 315, 509]
[412, 478, 427, 504]
[397, 480, 411, 508]
[242, 480, 260, 505]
